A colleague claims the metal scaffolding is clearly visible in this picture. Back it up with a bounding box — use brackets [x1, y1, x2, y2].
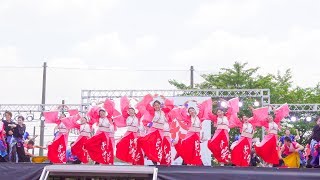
[81, 89, 271, 107]
[271, 104, 320, 112]
[0, 104, 83, 113]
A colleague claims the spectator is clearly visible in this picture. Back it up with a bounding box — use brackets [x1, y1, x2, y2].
[0, 120, 8, 162]
[2, 111, 17, 162]
[280, 136, 304, 168]
[66, 142, 81, 164]
[22, 140, 46, 162]
[250, 150, 263, 167]
[279, 129, 299, 146]
[308, 116, 320, 167]
[12, 116, 27, 162]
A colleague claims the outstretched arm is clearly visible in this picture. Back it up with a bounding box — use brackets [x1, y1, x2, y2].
[294, 129, 300, 140]
[295, 143, 304, 152]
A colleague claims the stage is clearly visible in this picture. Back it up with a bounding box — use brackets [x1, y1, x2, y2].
[1, 163, 319, 180]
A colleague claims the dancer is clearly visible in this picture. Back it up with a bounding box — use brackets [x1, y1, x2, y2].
[173, 99, 212, 166]
[0, 120, 7, 161]
[207, 98, 239, 165]
[71, 117, 91, 164]
[254, 104, 290, 166]
[116, 96, 144, 165]
[309, 116, 320, 167]
[280, 136, 304, 168]
[44, 109, 81, 163]
[137, 94, 174, 164]
[229, 106, 269, 166]
[85, 100, 118, 165]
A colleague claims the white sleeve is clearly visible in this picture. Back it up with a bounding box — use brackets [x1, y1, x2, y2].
[98, 118, 102, 126]
[126, 117, 133, 126]
[110, 124, 114, 132]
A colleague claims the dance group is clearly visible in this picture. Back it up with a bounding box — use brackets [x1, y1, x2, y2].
[43, 94, 320, 168]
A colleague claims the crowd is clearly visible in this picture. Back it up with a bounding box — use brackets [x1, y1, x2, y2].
[0, 111, 46, 162]
[1, 95, 320, 169]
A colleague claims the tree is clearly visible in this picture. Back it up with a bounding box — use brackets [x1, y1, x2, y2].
[169, 61, 320, 145]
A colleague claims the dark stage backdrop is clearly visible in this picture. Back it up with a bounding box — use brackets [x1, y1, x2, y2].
[0, 163, 319, 180]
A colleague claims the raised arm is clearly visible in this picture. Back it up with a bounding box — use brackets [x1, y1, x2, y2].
[68, 109, 79, 116]
[274, 104, 290, 124]
[250, 106, 269, 128]
[61, 114, 81, 130]
[224, 97, 239, 119]
[295, 143, 304, 152]
[104, 99, 117, 118]
[162, 96, 174, 114]
[136, 94, 153, 113]
[87, 106, 101, 125]
[229, 116, 243, 129]
[197, 98, 213, 120]
[294, 129, 300, 141]
[207, 111, 218, 125]
[43, 111, 60, 125]
[120, 96, 130, 120]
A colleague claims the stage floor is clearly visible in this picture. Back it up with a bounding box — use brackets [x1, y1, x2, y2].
[1, 163, 319, 180]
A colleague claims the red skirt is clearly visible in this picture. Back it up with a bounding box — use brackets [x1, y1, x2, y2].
[116, 132, 144, 165]
[47, 134, 67, 163]
[174, 139, 183, 159]
[84, 132, 114, 165]
[160, 137, 171, 166]
[231, 137, 252, 166]
[178, 133, 202, 166]
[207, 129, 229, 163]
[71, 135, 89, 163]
[138, 129, 163, 162]
[254, 134, 279, 164]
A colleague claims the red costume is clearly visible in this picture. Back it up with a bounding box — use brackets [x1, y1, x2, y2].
[71, 122, 91, 163]
[207, 98, 239, 164]
[254, 104, 290, 165]
[173, 99, 212, 166]
[136, 94, 174, 163]
[115, 96, 144, 165]
[84, 99, 119, 165]
[229, 107, 269, 166]
[44, 109, 81, 163]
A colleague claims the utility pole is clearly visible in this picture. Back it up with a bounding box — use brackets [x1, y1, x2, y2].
[39, 62, 47, 156]
[190, 66, 194, 88]
[62, 100, 65, 113]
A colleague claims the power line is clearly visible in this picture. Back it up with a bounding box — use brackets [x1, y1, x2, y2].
[0, 66, 42, 69]
[48, 66, 189, 72]
[0, 65, 218, 72]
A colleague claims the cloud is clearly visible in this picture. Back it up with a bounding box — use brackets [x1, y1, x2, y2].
[172, 27, 320, 87]
[0, 47, 42, 104]
[71, 33, 158, 65]
[0, 0, 118, 33]
[72, 32, 130, 59]
[189, 0, 260, 27]
[0, 46, 19, 65]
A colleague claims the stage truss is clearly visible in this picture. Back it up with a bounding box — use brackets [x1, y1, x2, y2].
[0, 104, 83, 113]
[81, 89, 271, 107]
[271, 104, 320, 113]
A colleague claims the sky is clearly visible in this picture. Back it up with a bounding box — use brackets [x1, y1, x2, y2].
[1, 0, 320, 105]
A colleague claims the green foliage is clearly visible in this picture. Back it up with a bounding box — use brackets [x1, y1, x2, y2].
[169, 61, 320, 145]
